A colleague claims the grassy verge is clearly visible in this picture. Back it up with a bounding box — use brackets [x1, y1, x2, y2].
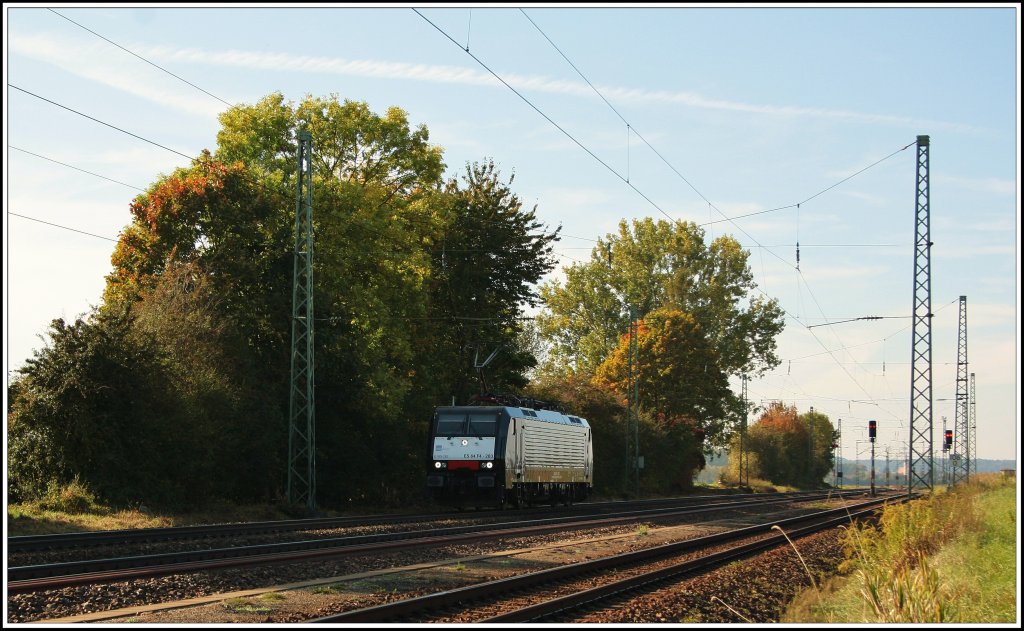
[783, 473, 1017, 623]
[6, 479, 301, 536]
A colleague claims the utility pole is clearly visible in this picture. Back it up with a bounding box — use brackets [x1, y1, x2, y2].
[837, 418, 843, 489]
[869, 420, 877, 497]
[287, 129, 316, 514]
[740, 374, 749, 487]
[969, 372, 977, 476]
[908, 134, 934, 497]
[951, 296, 969, 486]
[885, 446, 890, 488]
[808, 406, 815, 487]
[626, 305, 640, 497]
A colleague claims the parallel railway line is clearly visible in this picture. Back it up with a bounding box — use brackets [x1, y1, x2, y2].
[309, 495, 904, 623]
[8, 491, 867, 595]
[7, 490, 823, 553]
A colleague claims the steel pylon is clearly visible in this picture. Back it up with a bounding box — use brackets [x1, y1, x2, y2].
[950, 296, 970, 486]
[287, 129, 316, 512]
[908, 135, 934, 496]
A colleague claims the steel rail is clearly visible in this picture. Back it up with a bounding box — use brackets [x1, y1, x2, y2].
[308, 494, 903, 623]
[7, 491, 865, 593]
[6, 490, 828, 552]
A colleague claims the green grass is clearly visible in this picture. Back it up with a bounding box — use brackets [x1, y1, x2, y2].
[258, 592, 287, 602]
[783, 473, 1016, 623]
[6, 481, 302, 536]
[924, 477, 1016, 622]
[222, 597, 271, 614]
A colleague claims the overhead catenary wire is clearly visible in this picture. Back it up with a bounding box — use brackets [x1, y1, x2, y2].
[413, 8, 679, 228]
[40, 10, 586, 249]
[8, 146, 146, 192]
[418, 8, 931, 422]
[47, 8, 235, 109]
[16, 8, 933, 428]
[9, 85, 196, 161]
[519, 10, 915, 236]
[9, 212, 119, 242]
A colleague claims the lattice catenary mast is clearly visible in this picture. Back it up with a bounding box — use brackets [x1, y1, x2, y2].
[908, 135, 934, 496]
[969, 372, 977, 476]
[287, 129, 316, 512]
[951, 296, 970, 485]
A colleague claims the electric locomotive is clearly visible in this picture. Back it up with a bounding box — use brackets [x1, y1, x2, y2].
[425, 395, 593, 508]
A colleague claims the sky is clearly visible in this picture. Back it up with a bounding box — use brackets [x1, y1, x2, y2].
[4, 4, 1020, 466]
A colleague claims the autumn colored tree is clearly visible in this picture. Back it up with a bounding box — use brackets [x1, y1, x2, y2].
[593, 308, 730, 490]
[745, 402, 836, 488]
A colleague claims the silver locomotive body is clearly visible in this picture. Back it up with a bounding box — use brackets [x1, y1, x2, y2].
[426, 405, 593, 507]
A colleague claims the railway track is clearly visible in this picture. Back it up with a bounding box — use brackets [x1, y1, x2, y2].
[7, 490, 867, 594]
[308, 494, 905, 623]
[6, 490, 836, 553]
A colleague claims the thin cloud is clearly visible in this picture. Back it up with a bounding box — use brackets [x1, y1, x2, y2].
[936, 174, 1016, 196]
[134, 41, 974, 132]
[11, 28, 976, 132]
[9, 33, 226, 118]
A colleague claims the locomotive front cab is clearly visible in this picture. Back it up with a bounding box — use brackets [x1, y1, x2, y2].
[425, 407, 508, 507]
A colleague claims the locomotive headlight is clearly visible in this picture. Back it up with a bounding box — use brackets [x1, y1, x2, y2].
[434, 461, 443, 469]
[483, 461, 493, 469]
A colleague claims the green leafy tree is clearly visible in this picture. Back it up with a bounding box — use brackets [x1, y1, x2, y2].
[7, 308, 180, 504]
[130, 261, 282, 502]
[422, 161, 560, 405]
[216, 92, 445, 195]
[799, 408, 837, 487]
[11, 92, 564, 509]
[538, 217, 785, 379]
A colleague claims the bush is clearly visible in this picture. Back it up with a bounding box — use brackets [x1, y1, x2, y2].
[37, 478, 105, 515]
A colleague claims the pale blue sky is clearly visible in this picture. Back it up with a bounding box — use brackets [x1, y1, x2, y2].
[4, 4, 1020, 464]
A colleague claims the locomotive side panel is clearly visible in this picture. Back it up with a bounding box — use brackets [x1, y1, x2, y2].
[505, 417, 591, 487]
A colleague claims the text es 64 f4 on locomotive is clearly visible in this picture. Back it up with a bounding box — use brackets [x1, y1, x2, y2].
[425, 398, 593, 508]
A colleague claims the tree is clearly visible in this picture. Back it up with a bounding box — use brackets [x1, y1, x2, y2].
[745, 402, 836, 488]
[12, 92, 564, 509]
[421, 160, 560, 404]
[216, 92, 445, 195]
[593, 308, 730, 490]
[104, 153, 292, 366]
[7, 308, 180, 504]
[799, 408, 837, 487]
[537, 217, 785, 379]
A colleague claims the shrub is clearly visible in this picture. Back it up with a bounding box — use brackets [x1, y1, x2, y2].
[37, 478, 105, 515]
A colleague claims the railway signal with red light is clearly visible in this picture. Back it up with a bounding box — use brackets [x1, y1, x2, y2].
[944, 429, 953, 451]
[868, 420, 877, 442]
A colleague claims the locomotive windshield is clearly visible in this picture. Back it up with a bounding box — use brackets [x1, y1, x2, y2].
[436, 412, 465, 436]
[467, 412, 496, 436]
[434, 410, 498, 437]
